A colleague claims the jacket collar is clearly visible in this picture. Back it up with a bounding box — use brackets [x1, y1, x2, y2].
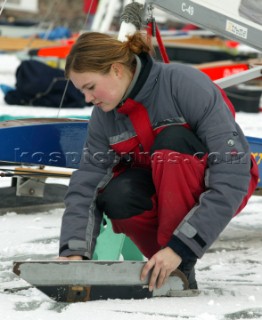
[127, 52, 153, 101]
[114, 53, 153, 119]
[119, 53, 153, 106]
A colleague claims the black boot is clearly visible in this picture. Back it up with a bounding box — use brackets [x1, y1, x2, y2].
[178, 259, 198, 289]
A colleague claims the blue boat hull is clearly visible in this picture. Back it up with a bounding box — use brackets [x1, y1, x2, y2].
[0, 119, 260, 188]
[0, 119, 88, 169]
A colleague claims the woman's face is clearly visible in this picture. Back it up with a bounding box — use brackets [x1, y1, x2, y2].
[70, 63, 131, 112]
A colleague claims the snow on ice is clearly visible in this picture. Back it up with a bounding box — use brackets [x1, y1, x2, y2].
[0, 53, 262, 320]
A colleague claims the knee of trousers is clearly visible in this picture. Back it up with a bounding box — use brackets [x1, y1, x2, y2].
[150, 125, 208, 157]
[96, 168, 155, 219]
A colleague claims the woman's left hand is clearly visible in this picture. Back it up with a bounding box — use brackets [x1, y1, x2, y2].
[140, 247, 182, 292]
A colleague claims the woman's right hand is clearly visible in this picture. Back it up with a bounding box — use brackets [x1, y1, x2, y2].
[57, 255, 83, 261]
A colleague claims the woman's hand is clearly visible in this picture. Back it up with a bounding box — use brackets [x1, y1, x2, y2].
[140, 247, 182, 291]
[57, 255, 83, 261]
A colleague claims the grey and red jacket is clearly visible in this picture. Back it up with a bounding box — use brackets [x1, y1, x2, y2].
[59, 53, 258, 259]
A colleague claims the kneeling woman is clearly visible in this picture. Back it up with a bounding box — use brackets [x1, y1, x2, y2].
[58, 32, 258, 291]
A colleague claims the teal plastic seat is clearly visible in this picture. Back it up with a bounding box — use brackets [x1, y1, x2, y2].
[93, 216, 144, 261]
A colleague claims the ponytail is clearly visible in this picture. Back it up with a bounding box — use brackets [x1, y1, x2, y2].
[124, 31, 152, 55]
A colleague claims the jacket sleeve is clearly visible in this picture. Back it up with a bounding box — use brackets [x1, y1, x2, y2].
[170, 65, 251, 258]
[59, 108, 116, 258]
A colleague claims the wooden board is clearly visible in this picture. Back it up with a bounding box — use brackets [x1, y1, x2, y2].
[0, 36, 59, 51]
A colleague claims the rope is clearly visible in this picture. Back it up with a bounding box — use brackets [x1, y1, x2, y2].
[120, 1, 144, 30]
[80, 0, 96, 33]
[57, 78, 70, 117]
[147, 20, 170, 63]
[0, 0, 7, 16]
[57, 0, 97, 115]
[22, 0, 61, 50]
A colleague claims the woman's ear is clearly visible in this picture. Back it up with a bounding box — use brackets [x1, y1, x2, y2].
[111, 63, 123, 78]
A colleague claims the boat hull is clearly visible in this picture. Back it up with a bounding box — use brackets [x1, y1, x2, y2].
[0, 119, 88, 169]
